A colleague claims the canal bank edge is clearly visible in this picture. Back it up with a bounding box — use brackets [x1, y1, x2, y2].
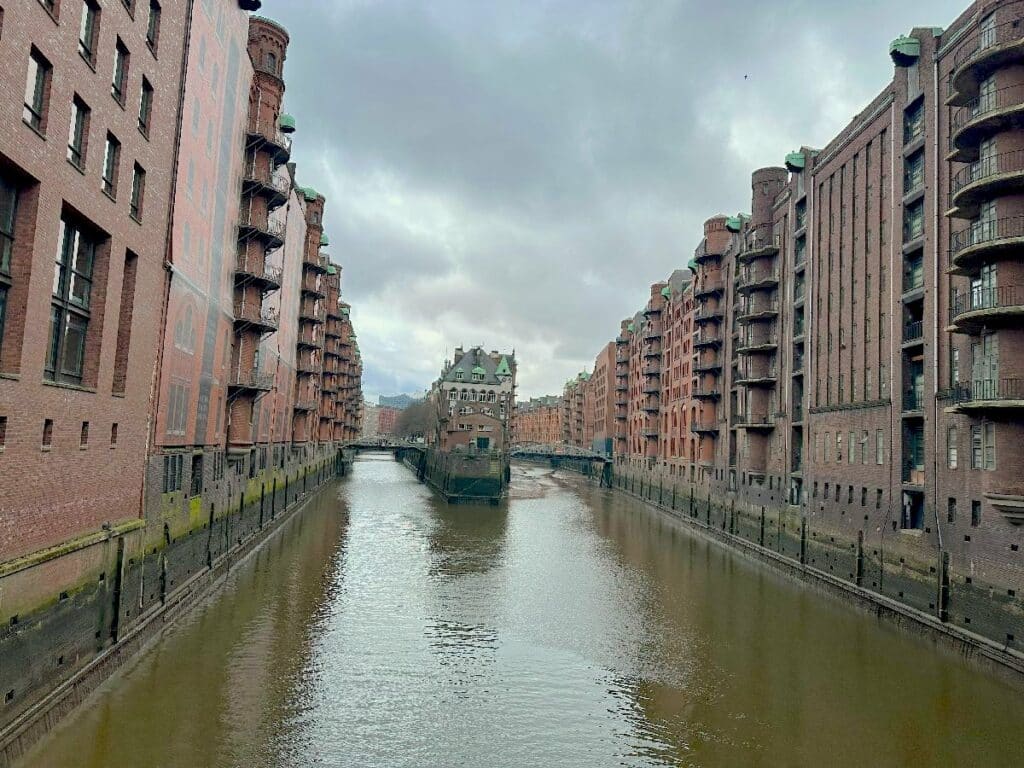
[0, 451, 354, 768]
[539, 458, 1024, 686]
[401, 447, 510, 504]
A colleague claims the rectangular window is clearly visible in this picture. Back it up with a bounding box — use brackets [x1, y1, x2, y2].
[112, 38, 129, 104]
[903, 198, 925, 242]
[0, 175, 16, 359]
[971, 425, 983, 468]
[0, 416, 6, 450]
[904, 100, 924, 145]
[146, 1, 161, 52]
[80, 421, 88, 447]
[836, 433, 843, 463]
[79, 1, 99, 63]
[984, 423, 995, 470]
[971, 500, 981, 527]
[824, 432, 831, 463]
[46, 215, 96, 385]
[138, 77, 153, 135]
[947, 426, 958, 469]
[162, 454, 183, 493]
[110, 422, 118, 446]
[948, 498, 957, 524]
[42, 418, 53, 448]
[190, 453, 203, 497]
[903, 149, 925, 196]
[848, 431, 855, 464]
[24, 48, 51, 132]
[102, 134, 120, 198]
[67, 95, 89, 168]
[861, 431, 869, 465]
[876, 429, 884, 464]
[951, 348, 960, 386]
[130, 164, 145, 220]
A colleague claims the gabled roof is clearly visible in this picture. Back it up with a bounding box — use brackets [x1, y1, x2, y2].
[441, 346, 515, 385]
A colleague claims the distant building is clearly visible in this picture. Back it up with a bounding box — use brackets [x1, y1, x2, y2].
[431, 346, 516, 452]
[361, 402, 381, 438]
[377, 406, 399, 435]
[378, 393, 420, 410]
[513, 396, 562, 445]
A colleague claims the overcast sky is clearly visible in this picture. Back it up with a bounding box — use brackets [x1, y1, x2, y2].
[262, 0, 964, 401]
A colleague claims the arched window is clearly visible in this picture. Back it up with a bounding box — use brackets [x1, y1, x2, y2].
[265, 52, 277, 74]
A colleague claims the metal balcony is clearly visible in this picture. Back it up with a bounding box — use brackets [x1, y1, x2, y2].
[903, 389, 923, 413]
[735, 368, 777, 387]
[692, 386, 720, 400]
[733, 413, 775, 430]
[947, 16, 1024, 107]
[694, 358, 723, 373]
[233, 303, 279, 334]
[691, 420, 719, 434]
[301, 276, 325, 297]
[294, 399, 318, 412]
[694, 333, 722, 349]
[241, 169, 289, 210]
[642, 399, 659, 413]
[695, 303, 724, 323]
[739, 223, 780, 262]
[643, 326, 662, 340]
[736, 300, 779, 323]
[238, 214, 285, 251]
[694, 280, 724, 298]
[949, 83, 1024, 163]
[736, 335, 779, 355]
[947, 377, 1024, 412]
[228, 368, 275, 393]
[949, 149, 1024, 219]
[245, 119, 292, 164]
[737, 269, 780, 294]
[297, 332, 323, 350]
[903, 320, 924, 345]
[299, 305, 325, 324]
[642, 363, 661, 376]
[694, 240, 722, 265]
[235, 258, 282, 292]
[949, 285, 1024, 333]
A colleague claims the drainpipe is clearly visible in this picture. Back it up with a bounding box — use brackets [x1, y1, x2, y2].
[931, 52, 944, 556]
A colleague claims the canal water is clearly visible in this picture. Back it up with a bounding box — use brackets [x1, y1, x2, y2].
[20, 455, 1024, 767]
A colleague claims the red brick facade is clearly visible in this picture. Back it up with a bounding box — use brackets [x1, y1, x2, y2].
[0, 2, 363, 731]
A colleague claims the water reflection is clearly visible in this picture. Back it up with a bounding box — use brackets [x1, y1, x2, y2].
[20, 458, 1024, 768]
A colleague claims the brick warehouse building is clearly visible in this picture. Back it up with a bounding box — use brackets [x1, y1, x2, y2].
[0, 1, 362, 738]
[579, 0, 1024, 657]
[512, 395, 561, 445]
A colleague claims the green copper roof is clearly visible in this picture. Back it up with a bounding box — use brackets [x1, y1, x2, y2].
[472, 366, 486, 375]
[320, 233, 329, 246]
[341, 307, 349, 315]
[627, 322, 635, 333]
[660, 285, 672, 299]
[785, 151, 806, 172]
[725, 216, 742, 233]
[580, 371, 590, 381]
[495, 356, 512, 376]
[302, 187, 319, 202]
[687, 258, 697, 272]
[889, 35, 920, 66]
[326, 265, 337, 275]
[278, 113, 296, 133]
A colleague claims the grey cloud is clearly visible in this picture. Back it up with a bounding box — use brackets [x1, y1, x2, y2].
[264, 0, 964, 399]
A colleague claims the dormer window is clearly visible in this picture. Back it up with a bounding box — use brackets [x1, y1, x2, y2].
[455, 370, 464, 380]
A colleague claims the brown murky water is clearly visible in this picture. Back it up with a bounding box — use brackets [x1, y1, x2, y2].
[20, 454, 1024, 767]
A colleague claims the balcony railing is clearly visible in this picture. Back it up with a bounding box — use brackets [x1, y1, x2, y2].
[692, 386, 720, 399]
[694, 332, 721, 347]
[243, 167, 290, 196]
[903, 320, 923, 343]
[951, 149, 1024, 197]
[736, 367, 778, 383]
[736, 299, 779, 320]
[642, 363, 661, 376]
[233, 302, 279, 331]
[951, 83, 1024, 141]
[792, 404, 803, 422]
[737, 268, 779, 291]
[742, 223, 780, 256]
[948, 377, 1024, 406]
[734, 412, 774, 428]
[903, 388, 923, 412]
[691, 419, 719, 433]
[294, 399, 318, 411]
[229, 368, 274, 391]
[950, 285, 1024, 323]
[240, 213, 286, 241]
[950, 16, 1024, 85]
[247, 119, 293, 157]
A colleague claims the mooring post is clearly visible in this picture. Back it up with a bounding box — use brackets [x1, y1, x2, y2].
[800, 515, 807, 565]
[759, 506, 765, 547]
